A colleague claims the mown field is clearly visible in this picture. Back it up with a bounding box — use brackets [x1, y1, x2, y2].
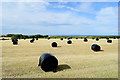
[1, 39, 118, 78]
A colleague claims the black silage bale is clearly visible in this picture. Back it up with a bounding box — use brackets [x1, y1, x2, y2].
[91, 44, 101, 51]
[67, 40, 72, 44]
[38, 53, 58, 72]
[107, 40, 112, 43]
[51, 42, 57, 47]
[84, 38, 88, 42]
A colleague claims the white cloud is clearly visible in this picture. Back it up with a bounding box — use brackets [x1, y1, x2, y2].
[76, 2, 94, 13]
[2, 2, 118, 35]
[95, 7, 118, 25]
[53, 2, 94, 14]
[92, 7, 118, 34]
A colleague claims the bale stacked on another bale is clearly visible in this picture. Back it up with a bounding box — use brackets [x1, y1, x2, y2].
[91, 44, 101, 51]
[38, 53, 58, 72]
[51, 42, 57, 47]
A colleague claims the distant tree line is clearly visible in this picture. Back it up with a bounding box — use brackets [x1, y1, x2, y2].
[1, 34, 49, 39]
[1, 34, 120, 39]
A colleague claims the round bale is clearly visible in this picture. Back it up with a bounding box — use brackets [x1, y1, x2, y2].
[107, 40, 112, 43]
[96, 38, 99, 41]
[92, 38, 95, 40]
[36, 38, 38, 40]
[67, 40, 72, 44]
[106, 37, 109, 40]
[60, 38, 63, 40]
[113, 37, 116, 39]
[91, 44, 101, 51]
[12, 39, 18, 45]
[84, 38, 88, 42]
[38, 53, 58, 72]
[51, 42, 57, 47]
[48, 37, 50, 40]
[30, 39, 34, 43]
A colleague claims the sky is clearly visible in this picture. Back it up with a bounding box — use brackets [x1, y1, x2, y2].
[2, 2, 118, 35]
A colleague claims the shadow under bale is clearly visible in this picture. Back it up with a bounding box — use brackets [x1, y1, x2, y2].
[91, 44, 101, 51]
[57, 64, 71, 72]
[51, 42, 57, 47]
[107, 40, 112, 43]
[38, 53, 58, 72]
[67, 40, 72, 44]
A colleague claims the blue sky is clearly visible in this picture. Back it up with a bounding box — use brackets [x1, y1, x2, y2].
[2, 2, 118, 35]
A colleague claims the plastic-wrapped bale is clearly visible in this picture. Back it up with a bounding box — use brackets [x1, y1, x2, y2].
[51, 42, 57, 47]
[30, 39, 34, 43]
[106, 37, 109, 40]
[84, 38, 88, 42]
[36, 38, 38, 40]
[113, 37, 116, 39]
[67, 40, 72, 44]
[91, 44, 101, 51]
[12, 39, 18, 42]
[60, 38, 63, 40]
[68, 38, 70, 40]
[76, 38, 78, 39]
[48, 37, 50, 40]
[92, 38, 95, 40]
[12, 39, 18, 45]
[96, 38, 99, 41]
[107, 40, 112, 43]
[38, 53, 58, 72]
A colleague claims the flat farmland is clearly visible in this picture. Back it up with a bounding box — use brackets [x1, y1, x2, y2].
[2, 39, 118, 78]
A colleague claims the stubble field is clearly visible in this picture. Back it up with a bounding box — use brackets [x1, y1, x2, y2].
[1, 39, 118, 78]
